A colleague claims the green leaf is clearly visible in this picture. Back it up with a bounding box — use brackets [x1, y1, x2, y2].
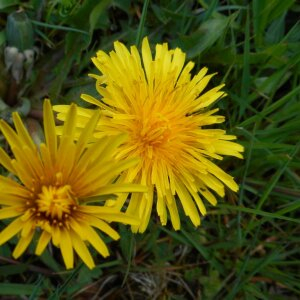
[240, 85, 300, 127]
[284, 20, 300, 43]
[181, 229, 223, 272]
[0, 0, 19, 9]
[30, 20, 89, 35]
[77, 265, 103, 285]
[253, 0, 295, 48]
[219, 204, 300, 225]
[254, 70, 292, 96]
[0, 283, 39, 296]
[240, 9, 250, 118]
[40, 249, 62, 273]
[112, 0, 131, 13]
[119, 226, 135, 285]
[89, 0, 112, 33]
[268, 0, 295, 23]
[48, 264, 83, 300]
[135, 0, 150, 46]
[202, 0, 219, 21]
[29, 275, 45, 300]
[178, 15, 234, 58]
[0, 264, 27, 276]
[265, 13, 286, 45]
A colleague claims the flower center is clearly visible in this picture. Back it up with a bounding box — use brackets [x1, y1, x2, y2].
[36, 185, 77, 221]
[134, 114, 171, 158]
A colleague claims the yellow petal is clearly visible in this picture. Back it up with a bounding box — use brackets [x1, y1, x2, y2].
[0, 175, 31, 196]
[52, 226, 61, 247]
[60, 229, 74, 269]
[40, 144, 55, 177]
[165, 189, 180, 230]
[56, 136, 76, 181]
[0, 120, 22, 149]
[175, 179, 200, 227]
[11, 159, 33, 189]
[0, 217, 23, 245]
[0, 194, 26, 206]
[180, 177, 207, 215]
[123, 192, 140, 217]
[12, 112, 36, 150]
[80, 206, 140, 225]
[198, 187, 217, 206]
[86, 215, 120, 240]
[75, 109, 101, 159]
[92, 183, 147, 196]
[62, 103, 77, 138]
[138, 189, 154, 233]
[80, 94, 102, 107]
[84, 225, 110, 257]
[141, 37, 152, 83]
[194, 73, 216, 95]
[12, 229, 34, 259]
[211, 168, 239, 192]
[0, 147, 16, 174]
[35, 230, 52, 255]
[21, 218, 35, 237]
[193, 84, 226, 111]
[0, 207, 24, 220]
[71, 231, 95, 269]
[52, 104, 71, 113]
[213, 140, 244, 158]
[13, 146, 43, 179]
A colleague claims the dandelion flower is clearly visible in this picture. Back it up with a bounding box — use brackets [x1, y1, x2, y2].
[55, 38, 244, 233]
[0, 100, 146, 269]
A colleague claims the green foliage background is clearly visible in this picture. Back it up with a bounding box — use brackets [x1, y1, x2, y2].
[0, 0, 299, 299]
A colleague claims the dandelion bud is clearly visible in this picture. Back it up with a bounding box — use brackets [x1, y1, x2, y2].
[24, 49, 34, 64]
[5, 11, 37, 83]
[4, 46, 18, 71]
[6, 11, 34, 51]
[11, 52, 25, 83]
[24, 49, 35, 79]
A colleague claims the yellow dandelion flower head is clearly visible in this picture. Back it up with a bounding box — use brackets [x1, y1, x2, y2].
[0, 100, 146, 269]
[55, 37, 244, 233]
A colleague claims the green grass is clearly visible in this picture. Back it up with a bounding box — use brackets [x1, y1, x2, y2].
[0, 0, 300, 299]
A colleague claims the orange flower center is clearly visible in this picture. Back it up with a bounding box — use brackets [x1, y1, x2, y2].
[132, 113, 171, 159]
[35, 185, 77, 221]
